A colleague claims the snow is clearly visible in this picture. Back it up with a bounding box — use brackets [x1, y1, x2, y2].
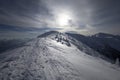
[0, 34, 120, 80]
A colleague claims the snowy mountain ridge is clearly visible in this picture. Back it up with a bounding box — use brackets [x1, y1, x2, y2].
[0, 31, 120, 80]
[39, 31, 106, 58]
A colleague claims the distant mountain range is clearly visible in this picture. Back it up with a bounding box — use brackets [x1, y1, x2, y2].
[0, 39, 30, 53]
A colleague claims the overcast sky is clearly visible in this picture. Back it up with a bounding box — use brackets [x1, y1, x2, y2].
[0, 0, 120, 35]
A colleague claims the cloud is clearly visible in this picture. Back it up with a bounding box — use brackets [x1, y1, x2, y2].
[0, 0, 53, 28]
[0, 0, 120, 35]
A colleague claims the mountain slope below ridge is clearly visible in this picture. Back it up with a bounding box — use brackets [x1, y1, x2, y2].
[92, 33, 120, 52]
[0, 31, 120, 80]
[67, 32, 120, 63]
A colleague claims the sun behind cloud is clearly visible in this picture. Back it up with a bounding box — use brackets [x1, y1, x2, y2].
[56, 12, 72, 26]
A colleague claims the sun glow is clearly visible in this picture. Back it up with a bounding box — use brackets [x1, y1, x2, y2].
[56, 13, 72, 26]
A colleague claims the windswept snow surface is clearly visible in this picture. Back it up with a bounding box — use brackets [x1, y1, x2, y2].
[0, 36, 120, 80]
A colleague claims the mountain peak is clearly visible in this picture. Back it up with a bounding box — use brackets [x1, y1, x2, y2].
[37, 31, 71, 46]
[37, 31, 59, 38]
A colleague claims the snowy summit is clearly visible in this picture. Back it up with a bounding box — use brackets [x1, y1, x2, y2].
[0, 31, 120, 80]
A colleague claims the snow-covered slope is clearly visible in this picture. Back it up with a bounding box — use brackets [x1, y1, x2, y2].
[67, 33, 120, 63]
[0, 31, 120, 80]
